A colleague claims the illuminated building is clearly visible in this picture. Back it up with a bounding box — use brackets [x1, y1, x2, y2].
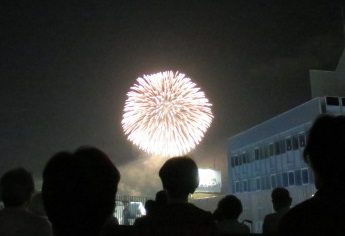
[227, 48, 345, 232]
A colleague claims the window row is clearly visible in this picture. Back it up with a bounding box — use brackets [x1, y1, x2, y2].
[233, 168, 313, 193]
[230, 132, 307, 167]
[232, 153, 301, 177]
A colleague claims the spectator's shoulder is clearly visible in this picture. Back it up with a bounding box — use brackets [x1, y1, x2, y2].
[187, 203, 214, 218]
[279, 198, 319, 236]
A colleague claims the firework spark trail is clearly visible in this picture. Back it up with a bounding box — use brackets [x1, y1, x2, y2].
[122, 71, 213, 157]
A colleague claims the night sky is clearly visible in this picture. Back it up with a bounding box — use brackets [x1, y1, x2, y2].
[1, 0, 344, 196]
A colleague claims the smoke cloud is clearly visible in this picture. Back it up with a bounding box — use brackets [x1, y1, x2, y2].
[117, 154, 166, 198]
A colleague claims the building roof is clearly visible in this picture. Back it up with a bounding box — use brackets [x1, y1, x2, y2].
[227, 97, 324, 150]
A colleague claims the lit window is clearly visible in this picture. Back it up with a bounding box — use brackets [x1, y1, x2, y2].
[243, 180, 248, 192]
[261, 176, 266, 190]
[309, 169, 314, 184]
[302, 169, 309, 184]
[248, 179, 252, 192]
[242, 154, 247, 164]
[231, 156, 236, 167]
[295, 170, 302, 185]
[299, 133, 306, 147]
[235, 181, 240, 193]
[254, 149, 259, 160]
[274, 141, 280, 155]
[269, 143, 274, 156]
[288, 172, 295, 186]
[234, 156, 238, 166]
[292, 135, 299, 150]
[238, 155, 242, 166]
[286, 138, 292, 151]
[260, 147, 264, 160]
[271, 175, 277, 188]
[256, 178, 261, 190]
[276, 173, 283, 187]
[283, 172, 288, 187]
[280, 140, 286, 153]
[266, 175, 271, 189]
[270, 156, 276, 169]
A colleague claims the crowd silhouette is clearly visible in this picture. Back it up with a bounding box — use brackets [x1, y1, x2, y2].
[133, 157, 216, 235]
[214, 195, 250, 235]
[279, 115, 345, 236]
[0, 168, 52, 236]
[42, 147, 120, 236]
[263, 188, 291, 236]
[134, 190, 168, 226]
[0, 114, 344, 236]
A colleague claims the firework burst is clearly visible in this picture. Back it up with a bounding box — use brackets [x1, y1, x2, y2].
[122, 71, 213, 157]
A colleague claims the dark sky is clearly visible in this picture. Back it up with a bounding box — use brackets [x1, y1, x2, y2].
[1, 0, 344, 195]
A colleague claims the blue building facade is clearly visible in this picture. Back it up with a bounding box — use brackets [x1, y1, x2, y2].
[227, 96, 345, 232]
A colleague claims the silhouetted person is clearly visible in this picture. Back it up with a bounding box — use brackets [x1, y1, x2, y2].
[136, 156, 216, 235]
[154, 190, 168, 211]
[133, 200, 154, 226]
[134, 190, 168, 226]
[280, 115, 345, 236]
[263, 187, 292, 236]
[42, 146, 120, 236]
[144, 200, 155, 215]
[122, 202, 130, 225]
[100, 215, 119, 236]
[214, 195, 250, 235]
[0, 168, 53, 236]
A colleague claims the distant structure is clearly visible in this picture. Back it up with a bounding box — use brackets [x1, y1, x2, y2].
[310, 49, 345, 98]
[227, 48, 345, 233]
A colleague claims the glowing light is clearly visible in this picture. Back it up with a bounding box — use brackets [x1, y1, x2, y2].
[122, 71, 213, 157]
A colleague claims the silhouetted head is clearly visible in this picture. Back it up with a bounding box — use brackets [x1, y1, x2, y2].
[155, 190, 168, 206]
[144, 199, 155, 215]
[271, 187, 292, 212]
[216, 195, 243, 220]
[303, 115, 345, 187]
[42, 146, 120, 236]
[159, 156, 199, 201]
[0, 168, 34, 208]
[213, 208, 221, 221]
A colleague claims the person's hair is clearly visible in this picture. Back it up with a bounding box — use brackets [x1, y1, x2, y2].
[271, 187, 292, 210]
[216, 195, 243, 220]
[0, 167, 34, 207]
[303, 115, 345, 183]
[159, 156, 199, 199]
[42, 146, 120, 236]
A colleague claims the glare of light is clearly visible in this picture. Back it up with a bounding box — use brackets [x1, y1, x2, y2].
[138, 202, 146, 215]
[122, 71, 213, 157]
[198, 169, 221, 188]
